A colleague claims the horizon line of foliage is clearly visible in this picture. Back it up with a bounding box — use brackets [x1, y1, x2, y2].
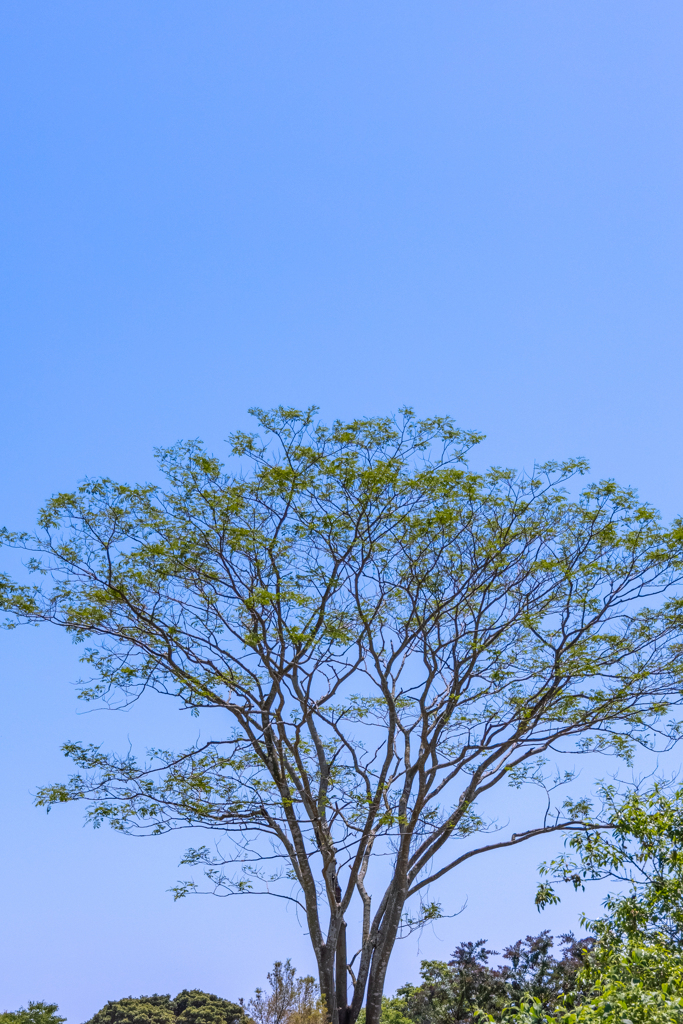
[7, 929, 678, 1024]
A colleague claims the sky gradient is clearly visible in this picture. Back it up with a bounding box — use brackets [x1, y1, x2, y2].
[1, 2, 682, 1022]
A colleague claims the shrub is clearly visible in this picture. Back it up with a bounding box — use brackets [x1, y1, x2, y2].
[85, 996, 175, 1024]
[85, 992, 247, 1024]
[0, 1003, 65, 1024]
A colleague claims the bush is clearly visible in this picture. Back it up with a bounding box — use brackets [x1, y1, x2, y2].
[85, 992, 247, 1024]
[85, 996, 175, 1024]
[174, 992, 247, 1024]
[0, 1003, 65, 1024]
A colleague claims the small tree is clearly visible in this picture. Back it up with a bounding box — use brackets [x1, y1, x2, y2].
[394, 933, 590, 1023]
[3, 408, 683, 1024]
[84, 991, 247, 1024]
[504, 784, 683, 1024]
[395, 942, 510, 1024]
[0, 1004, 65, 1024]
[249, 961, 326, 1024]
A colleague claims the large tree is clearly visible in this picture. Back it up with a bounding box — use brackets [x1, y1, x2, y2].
[2, 408, 683, 1024]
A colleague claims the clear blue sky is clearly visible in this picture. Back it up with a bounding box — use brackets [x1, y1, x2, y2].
[1, 2, 682, 1021]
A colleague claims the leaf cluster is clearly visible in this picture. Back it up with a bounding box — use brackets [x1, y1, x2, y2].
[538, 783, 683, 948]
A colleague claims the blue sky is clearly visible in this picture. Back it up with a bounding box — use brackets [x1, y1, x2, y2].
[1, 1, 682, 1021]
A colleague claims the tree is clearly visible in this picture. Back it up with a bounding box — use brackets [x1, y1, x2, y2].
[85, 990, 247, 1024]
[392, 933, 591, 1024]
[396, 942, 510, 1024]
[3, 407, 683, 1024]
[516, 783, 683, 1023]
[85, 996, 175, 1024]
[249, 961, 326, 1024]
[537, 783, 683, 949]
[498, 933, 590, 1010]
[499, 942, 683, 1024]
[0, 1004, 65, 1024]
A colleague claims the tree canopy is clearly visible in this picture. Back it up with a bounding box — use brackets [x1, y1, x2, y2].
[3, 407, 683, 1024]
[385, 932, 590, 1024]
[85, 991, 247, 1024]
[0, 1004, 65, 1024]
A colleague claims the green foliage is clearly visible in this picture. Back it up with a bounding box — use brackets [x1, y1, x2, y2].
[396, 946, 508, 1024]
[85, 996, 175, 1024]
[374, 1000, 414, 1024]
[0, 1004, 65, 1024]
[538, 783, 683, 949]
[391, 934, 590, 1024]
[85, 992, 247, 1024]
[499, 934, 591, 1010]
[501, 942, 683, 1024]
[511, 782, 683, 1023]
[173, 992, 246, 1024]
[355, 997, 414, 1024]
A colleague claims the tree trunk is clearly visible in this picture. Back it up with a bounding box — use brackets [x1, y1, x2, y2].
[364, 882, 408, 1024]
[336, 920, 349, 1024]
[320, 948, 336, 1024]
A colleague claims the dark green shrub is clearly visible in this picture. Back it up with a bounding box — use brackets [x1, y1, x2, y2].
[0, 1003, 65, 1024]
[173, 991, 246, 1024]
[393, 933, 592, 1024]
[85, 992, 247, 1024]
[85, 997, 175, 1024]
